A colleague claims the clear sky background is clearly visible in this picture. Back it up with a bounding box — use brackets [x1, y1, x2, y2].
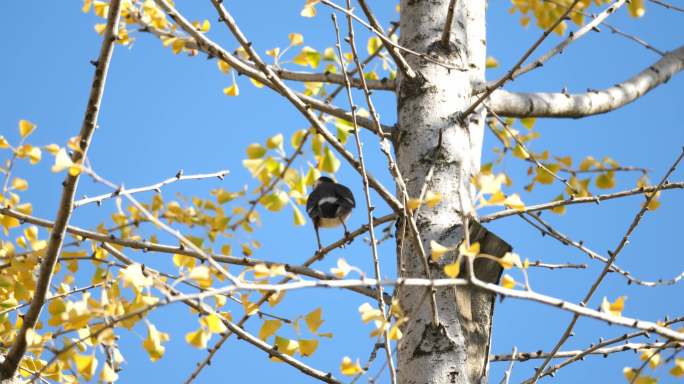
[0, 0, 682, 383]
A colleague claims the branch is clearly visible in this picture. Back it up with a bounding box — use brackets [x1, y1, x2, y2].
[0, 1, 122, 379]
[491, 342, 683, 362]
[440, 0, 458, 49]
[489, 45, 684, 118]
[73, 169, 228, 208]
[480, 181, 684, 222]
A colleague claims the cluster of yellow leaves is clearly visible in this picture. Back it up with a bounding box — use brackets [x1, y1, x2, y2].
[185, 313, 228, 349]
[601, 296, 626, 317]
[357, 299, 406, 341]
[509, 0, 644, 36]
[472, 172, 525, 211]
[406, 191, 442, 211]
[257, 307, 325, 362]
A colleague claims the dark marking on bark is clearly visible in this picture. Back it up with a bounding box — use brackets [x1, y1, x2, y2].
[412, 322, 457, 357]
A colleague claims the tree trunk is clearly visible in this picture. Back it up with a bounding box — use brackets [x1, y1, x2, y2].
[395, 1, 499, 383]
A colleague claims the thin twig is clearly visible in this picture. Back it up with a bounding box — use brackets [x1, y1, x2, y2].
[441, 0, 458, 48]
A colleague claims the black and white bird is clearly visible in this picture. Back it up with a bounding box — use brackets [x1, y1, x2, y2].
[306, 176, 355, 250]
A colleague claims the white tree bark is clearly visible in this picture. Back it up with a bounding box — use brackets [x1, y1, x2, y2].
[395, 0, 502, 383]
[488, 45, 684, 118]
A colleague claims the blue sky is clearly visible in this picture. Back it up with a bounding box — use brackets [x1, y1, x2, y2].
[0, 0, 682, 383]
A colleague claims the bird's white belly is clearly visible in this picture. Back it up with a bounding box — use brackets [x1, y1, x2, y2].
[318, 210, 351, 228]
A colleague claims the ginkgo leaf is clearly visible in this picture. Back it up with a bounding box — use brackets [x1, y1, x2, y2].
[444, 262, 461, 278]
[331, 258, 351, 278]
[424, 191, 442, 208]
[19, 119, 36, 138]
[388, 324, 403, 340]
[0, 136, 9, 148]
[293, 46, 321, 68]
[298, 339, 319, 356]
[201, 314, 227, 334]
[671, 358, 684, 377]
[100, 362, 119, 382]
[596, 172, 616, 189]
[430, 240, 451, 261]
[305, 307, 323, 333]
[258, 319, 282, 341]
[504, 194, 525, 210]
[640, 348, 661, 368]
[623, 367, 657, 384]
[172, 253, 196, 269]
[358, 303, 384, 323]
[601, 296, 626, 317]
[288, 32, 304, 46]
[320, 146, 340, 173]
[485, 56, 499, 68]
[293, 204, 307, 226]
[501, 274, 516, 289]
[217, 60, 231, 74]
[73, 354, 98, 381]
[246, 143, 267, 159]
[300, 0, 319, 17]
[458, 241, 480, 257]
[340, 356, 363, 376]
[185, 328, 210, 349]
[52, 148, 74, 173]
[266, 133, 284, 149]
[274, 336, 299, 356]
[189, 265, 212, 288]
[367, 36, 382, 55]
[11, 178, 28, 191]
[499, 252, 522, 269]
[119, 263, 153, 291]
[407, 198, 421, 211]
[223, 82, 239, 96]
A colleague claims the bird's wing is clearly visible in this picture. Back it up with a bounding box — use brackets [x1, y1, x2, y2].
[306, 187, 323, 218]
[335, 183, 355, 208]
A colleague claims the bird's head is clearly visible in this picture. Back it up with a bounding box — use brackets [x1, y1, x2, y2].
[314, 176, 335, 189]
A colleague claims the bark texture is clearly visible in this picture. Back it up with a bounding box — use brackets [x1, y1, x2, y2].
[395, 0, 501, 383]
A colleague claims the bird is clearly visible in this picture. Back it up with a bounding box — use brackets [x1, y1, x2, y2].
[306, 176, 355, 250]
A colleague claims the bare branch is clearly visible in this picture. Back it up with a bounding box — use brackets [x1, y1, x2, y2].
[489, 45, 684, 118]
[0, 1, 122, 378]
[491, 342, 683, 362]
[648, 0, 684, 12]
[480, 181, 684, 222]
[441, 0, 458, 49]
[74, 169, 229, 208]
[460, 0, 583, 120]
[525, 148, 684, 383]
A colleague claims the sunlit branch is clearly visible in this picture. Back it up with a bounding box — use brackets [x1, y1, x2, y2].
[480, 181, 684, 222]
[333, 12, 397, 384]
[489, 45, 684, 118]
[460, 0, 583, 120]
[648, 0, 684, 12]
[491, 342, 683, 362]
[74, 169, 229, 208]
[525, 148, 684, 384]
[0, 1, 123, 379]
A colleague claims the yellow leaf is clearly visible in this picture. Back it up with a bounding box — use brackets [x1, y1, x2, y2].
[305, 307, 323, 333]
[266, 47, 280, 57]
[623, 367, 658, 384]
[260, 190, 289, 212]
[670, 358, 684, 377]
[246, 143, 267, 159]
[119, 263, 153, 291]
[250, 78, 265, 88]
[430, 240, 451, 261]
[217, 60, 231, 74]
[0, 136, 9, 148]
[172, 253, 196, 269]
[444, 262, 461, 278]
[44, 144, 59, 154]
[223, 82, 239, 96]
[289, 32, 304, 46]
[504, 194, 525, 210]
[485, 56, 499, 68]
[340, 356, 363, 376]
[596, 172, 615, 189]
[407, 198, 421, 211]
[82, 0, 93, 13]
[535, 163, 561, 184]
[274, 336, 299, 356]
[640, 348, 661, 368]
[300, 0, 319, 17]
[424, 191, 442, 208]
[73, 354, 98, 381]
[185, 328, 210, 349]
[189, 265, 212, 288]
[19, 119, 36, 138]
[258, 319, 282, 341]
[601, 296, 626, 317]
[51, 148, 74, 173]
[458, 241, 480, 257]
[27, 146, 41, 164]
[388, 324, 403, 340]
[266, 133, 284, 149]
[367, 36, 382, 55]
[320, 146, 340, 173]
[501, 274, 516, 289]
[550, 194, 566, 215]
[201, 314, 227, 334]
[298, 339, 319, 356]
[499, 252, 522, 269]
[100, 362, 119, 382]
[293, 46, 321, 68]
[628, 0, 645, 17]
[358, 303, 384, 323]
[293, 205, 307, 226]
[331, 258, 351, 278]
[11, 177, 28, 191]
